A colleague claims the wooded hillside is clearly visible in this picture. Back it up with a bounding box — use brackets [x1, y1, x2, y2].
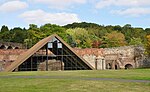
[1, 22, 150, 55]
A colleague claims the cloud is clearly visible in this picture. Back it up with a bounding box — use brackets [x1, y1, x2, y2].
[95, 0, 150, 17]
[112, 8, 150, 17]
[19, 9, 81, 25]
[28, 0, 87, 10]
[96, 0, 114, 9]
[96, 0, 150, 9]
[0, 1, 28, 13]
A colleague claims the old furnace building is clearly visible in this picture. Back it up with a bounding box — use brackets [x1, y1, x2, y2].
[0, 34, 147, 72]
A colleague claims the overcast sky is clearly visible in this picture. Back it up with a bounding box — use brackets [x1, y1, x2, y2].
[0, 0, 150, 28]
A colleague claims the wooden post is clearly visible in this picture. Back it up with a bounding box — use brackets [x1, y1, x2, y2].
[46, 44, 48, 71]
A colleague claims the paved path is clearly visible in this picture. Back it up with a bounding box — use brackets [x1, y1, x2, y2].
[0, 75, 150, 83]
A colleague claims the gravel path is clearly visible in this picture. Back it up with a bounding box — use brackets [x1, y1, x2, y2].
[0, 75, 150, 83]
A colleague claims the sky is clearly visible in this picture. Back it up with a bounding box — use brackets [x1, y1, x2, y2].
[0, 0, 150, 29]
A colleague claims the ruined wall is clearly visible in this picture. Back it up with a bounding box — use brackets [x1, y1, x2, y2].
[0, 49, 26, 61]
[104, 46, 136, 69]
[0, 49, 27, 71]
[0, 46, 149, 71]
[74, 48, 104, 69]
[104, 46, 146, 69]
[141, 57, 150, 68]
[0, 42, 23, 49]
[74, 46, 147, 69]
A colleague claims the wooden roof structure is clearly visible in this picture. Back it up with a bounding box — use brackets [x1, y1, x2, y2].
[5, 34, 94, 72]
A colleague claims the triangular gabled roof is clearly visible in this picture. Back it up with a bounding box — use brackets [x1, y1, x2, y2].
[5, 34, 94, 72]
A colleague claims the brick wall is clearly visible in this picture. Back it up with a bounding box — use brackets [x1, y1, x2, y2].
[0, 46, 149, 71]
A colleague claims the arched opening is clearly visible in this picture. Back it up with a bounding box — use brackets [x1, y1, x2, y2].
[0, 45, 6, 49]
[15, 47, 19, 49]
[106, 63, 111, 69]
[7, 46, 13, 49]
[115, 65, 118, 69]
[125, 64, 133, 69]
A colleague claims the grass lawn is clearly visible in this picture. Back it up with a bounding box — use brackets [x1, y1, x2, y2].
[0, 69, 150, 92]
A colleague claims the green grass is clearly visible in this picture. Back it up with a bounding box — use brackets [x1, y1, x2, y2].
[0, 69, 150, 92]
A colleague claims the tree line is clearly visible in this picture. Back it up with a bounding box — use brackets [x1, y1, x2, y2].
[0, 22, 150, 55]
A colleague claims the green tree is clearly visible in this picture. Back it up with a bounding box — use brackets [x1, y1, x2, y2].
[66, 28, 92, 48]
[102, 31, 127, 47]
[0, 25, 9, 33]
[145, 28, 150, 35]
[0, 31, 11, 42]
[26, 23, 67, 48]
[145, 35, 150, 56]
[10, 27, 27, 43]
[40, 23, 67, 40]
[27, 25, 42, 46]
[129, 37, 143, 46]
[113, 25, 122, 31]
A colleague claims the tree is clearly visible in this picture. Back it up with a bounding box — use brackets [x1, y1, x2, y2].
[66, 28, 92, 48]
[145, 28, 150, 35]
[26, 23, 67, 48]
[145, 35, 150, 56]
[129, 37, 143, 46]
[29, 24, 38, 30]
[0, 25, 11, 42]
[113, 25, 122, 31]
[101, 31, 127, 47]
[123, 24, 132, 29]
[10, 27, 27, 43]
[64, 22, 100, 29]
[0, 25, 9, 33]
[40, 23, 67, 40]
[0, 31, 11, 42]
[27, 26, 42, 46]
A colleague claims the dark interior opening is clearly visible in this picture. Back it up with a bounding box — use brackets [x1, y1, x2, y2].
[0, 45, 6, 49]
[125, 64, 133, 69]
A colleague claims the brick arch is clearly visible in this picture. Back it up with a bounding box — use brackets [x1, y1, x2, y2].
[7, 46, 13, 49]
[125, 64, 133, 69]
[0, 45, 6, 49]
[0, 42, 23, 49]
[14, 47, 19, 49]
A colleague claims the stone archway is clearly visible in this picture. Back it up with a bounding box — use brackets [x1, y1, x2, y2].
[115, 65, 118, 69]
[7, 46, 13, 49]
[15, 47, 19, 49]
[0, 45, 6, 49]
[106, 63, 111, 69]
[125, 64, 133, 69]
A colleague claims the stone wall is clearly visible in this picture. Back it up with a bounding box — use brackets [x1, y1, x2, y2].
[0, 49, 27, 71]
[104, 46, 145, 69]
[74, 46, 148, 69]
[0, 49, 26, 61]
[0, 42, 23, 49]
[74, 48, 104, 69]
[142, 57, 150, 68]
[104, 46, 136, 69]
[0, 46, 149, 71]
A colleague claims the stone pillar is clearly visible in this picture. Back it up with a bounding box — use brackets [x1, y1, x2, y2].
[111, 60, 115, 69]
[95, 57, 103, 70]
[102, 59, 106, 70]
[135, 57, 139, 68]
[0, 62, 3, 72]
[98, 59, 103, 70]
